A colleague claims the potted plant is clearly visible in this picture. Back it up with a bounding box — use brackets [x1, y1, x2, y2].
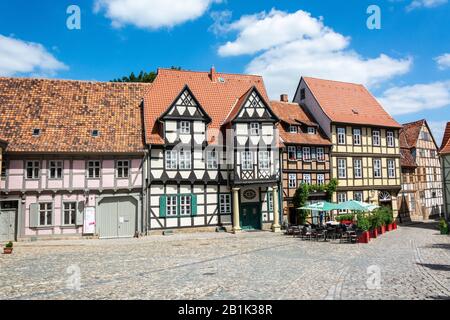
[356, 214, 370, 244]
[3, 241, 13, 254]
[384, 210, 394, 231]
[439, 218, 449, 235]
[369, 214, 380, 238]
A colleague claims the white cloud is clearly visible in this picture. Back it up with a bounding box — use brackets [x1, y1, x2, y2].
[94, 0, 217, 29]
[435, 53, 450, 70]
[0, 34, 67, 77]
[216, 9, 412, 98]
[406, 0, 447, 11]
[377, 81, 450, 116]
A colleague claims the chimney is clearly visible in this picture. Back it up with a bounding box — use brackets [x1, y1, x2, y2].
[209, 66, 217, 82]
[280, 94, 288, 102]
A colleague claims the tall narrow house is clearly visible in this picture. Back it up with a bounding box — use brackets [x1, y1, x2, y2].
[270, 95, 332, 225]
[440, 122, 450, 222]
[293, 77, 402, 217]
[398, 120, 443, 221]
[143, 68, 281, 233]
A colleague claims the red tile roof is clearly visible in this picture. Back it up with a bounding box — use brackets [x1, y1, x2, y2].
[303, 77, 401, 128]
[0, 78, 149, 153]
[399, 119, 425, 149]
[440, 122, 450, 154]
[400, 148, 417, 168]
[143, 68, 270, 144]
[270, 100, 331, 146]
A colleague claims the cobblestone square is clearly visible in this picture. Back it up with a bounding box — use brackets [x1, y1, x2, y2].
[1, 222, 449, 300]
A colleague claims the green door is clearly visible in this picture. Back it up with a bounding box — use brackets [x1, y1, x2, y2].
[240, 203, 261, 230]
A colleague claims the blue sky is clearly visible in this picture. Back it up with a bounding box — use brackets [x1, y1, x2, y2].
[0, 0, 449, 142]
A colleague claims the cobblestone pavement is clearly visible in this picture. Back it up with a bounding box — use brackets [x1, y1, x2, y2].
[1, 222, 449, 300]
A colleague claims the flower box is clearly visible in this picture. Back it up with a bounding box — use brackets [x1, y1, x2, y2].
[393, 222, 397, 229]
[378, 225, 386, 234]
[386, 223, 393, 232]
[357, 231, 370, 244]
[370, 228, 378, 239]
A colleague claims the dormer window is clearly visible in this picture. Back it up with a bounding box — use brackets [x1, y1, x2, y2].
[91, 130, 99, 137]
[300, 88, 306, 100]
[289, 126, 298, 133]
[250, 123, 260, 136]
[307, 127, 316, 134]
[180, 121, 191, 134]
[32, 128, 41, 136]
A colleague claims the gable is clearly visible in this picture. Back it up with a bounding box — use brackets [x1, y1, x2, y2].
[233, 88, 278, 122]
[160, 86, 211, 122]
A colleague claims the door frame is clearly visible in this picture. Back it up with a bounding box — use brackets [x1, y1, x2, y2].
[0, 204, 18, 242]
[240, 202, 262, 230]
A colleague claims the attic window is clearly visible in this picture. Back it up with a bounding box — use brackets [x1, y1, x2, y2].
[352, 108, 359, 115]
[218, 77, 226, 83]
[32, 128, 41, 136]
[91, 130, 99, 137]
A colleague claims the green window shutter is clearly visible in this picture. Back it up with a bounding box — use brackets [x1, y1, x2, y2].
[29, 203, 39, 228]
[159, 195, 167, 218]
[191, 194, 198, 216]
[76, 202, 84, 226]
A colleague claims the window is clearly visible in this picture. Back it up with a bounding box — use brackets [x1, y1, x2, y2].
[431, 150, 437, 157]
[32, 128, 41, 136]
[165, 150, 177, 169]
[289, 126, 298, 133]
[303, 147, 311, 161]
[268, 192, 274, 211]
[373, 159, 382, 178]
[307, 127, 316, 134]
[250, 123, 260, 136]
[1, 159, 7, 178]
[300, 88, 306, 100]
[26, 160, 40, 179]
[180, 121, 191, 134]
[117, 160, 129, 178]
[337, 127, 346, 145]
[288, 174, 297, 188]
[288, 146, 296, 160]
[317, 174, 325, 185]
[220, 194, 231, 214]
[420, 131, 430, 141]
[387, 159, 396, 178]
[179, 150, 191, 170]
[259, 151, 270, 170]
[303, 174, 311, 185]
[39, 202, 52, 226]
[338, 193, 347, 203]
[353, 192, 363, 202]
[91, 130, 99, 137]
[353, 159, 362, 178]
[49, 161, 63, 179]
[87, 161, 101, 178]
[242, 151, 253, 170]
[338, 158, 347, 178]
[372, 130, 380, 146]
[180, 195, 191, 216]
[317, 148, 325, 162]
[63, 202, 77, 225]
[387, 131, 394, 147]
[207, 151, 218, 169]
[166, 196, 178, 216]
[353, 128, 361, 145]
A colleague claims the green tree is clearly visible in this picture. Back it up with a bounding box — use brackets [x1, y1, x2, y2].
[111, 66, 182, 83]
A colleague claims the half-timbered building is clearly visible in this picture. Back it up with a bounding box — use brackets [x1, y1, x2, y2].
[142, 68, 282, 233]
[0, 78, 148, 241]
[440, 122, 450, 222]
[293, 77, 402, 218]
[398, 120, 444, 220]
[271, 95, 332, 225]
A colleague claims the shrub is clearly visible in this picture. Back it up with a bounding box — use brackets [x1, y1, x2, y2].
[336, 213, 354, 222]
[369, 211, 383, 229]
[5, 241, 13, 248]
[356, 213, 370, 232]
[439, 218, 449, 235]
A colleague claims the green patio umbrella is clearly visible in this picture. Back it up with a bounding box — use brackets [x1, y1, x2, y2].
[298, 201, 340, 211]
[336, 200, 379, 212]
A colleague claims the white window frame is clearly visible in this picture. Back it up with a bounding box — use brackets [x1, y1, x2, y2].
[289, 126, 298, 133]
[388, 159, 396, 178]
[317, 147, 325, 162]
[337, 127, 346, 145]
[166, 196, 178, 216]
[206, 150, 218, 170]
[387, 131, 395, 147]
[372, 130, 380, 146]
[180, 195, 191, 216]
[288, 174, 297, 188]
[268, 192, 274, 212]
[303, 147, 311, 162]
[353, 191, 363, 202]
[116, 160, 130, 178]
[49, 160, 63, 180]
[165, 150, 178, 170]
[338, 192, 347, 203]
[353, 128, 361, 145]
[250, 123, 260, 136]
[373, 159, 382, 178]
[287, 146, 296, 161]
[26, 160, 40, 180]
[180, 121, 191, 134]
[338, 158, 347, 178]
[353, 158, 362, 179]
[242, 151, 253, 170]
[63, 202, 77, 226]
[303, 174, 311, 185]
[307, 127, 316, 135]
[179, 150, 192, 170]
[317, 174, 325, 185]
[259, 151, 270, 170]
[39, 202, 53, 226]
[87, 160, 101, 179]
[219, 194, 231, 214]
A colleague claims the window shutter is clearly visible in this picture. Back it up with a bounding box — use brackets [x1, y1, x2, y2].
[76, 201, 84, 226]
[191, 194, 198, 216]
[159, 195, 167, 218]
[29, 203, 39, 228]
